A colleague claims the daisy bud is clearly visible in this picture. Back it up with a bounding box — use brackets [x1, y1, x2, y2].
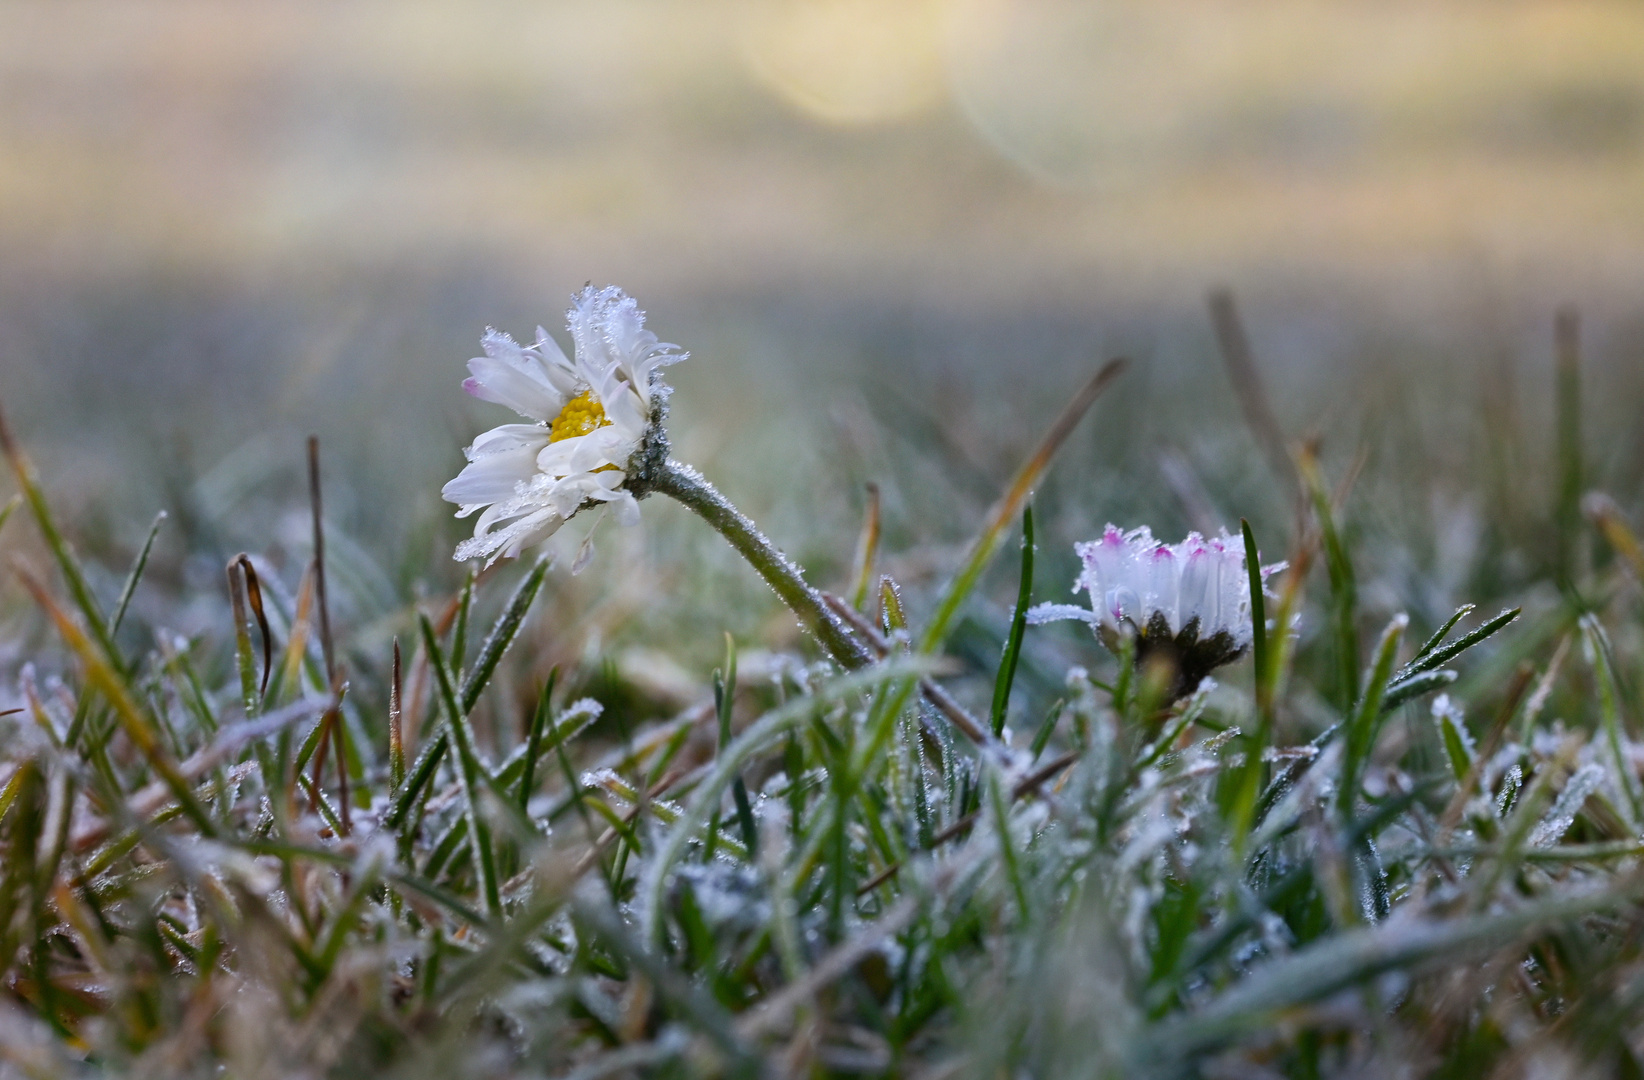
[1029, 525, 1285, 697]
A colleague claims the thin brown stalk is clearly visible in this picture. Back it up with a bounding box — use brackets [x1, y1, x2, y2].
[307, 436, 336, 689]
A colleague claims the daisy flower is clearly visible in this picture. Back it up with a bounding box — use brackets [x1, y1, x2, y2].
[442, 285, 684, 565]
[1029, 525, 1284, 695]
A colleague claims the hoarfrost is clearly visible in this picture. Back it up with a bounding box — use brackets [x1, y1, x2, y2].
[1530, 764, 1605, 847]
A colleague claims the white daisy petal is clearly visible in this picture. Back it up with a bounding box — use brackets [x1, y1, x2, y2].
[464, 424, 551, 461]
[464, 357, 564, 422]
[442, 444, 541, 507]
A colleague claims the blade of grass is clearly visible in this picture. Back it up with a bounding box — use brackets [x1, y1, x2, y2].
[1340, 614, 1408, 818]
[226, 559, 261, 719]
[849, 482, 881, 612]
[1227, 519, 1272, 851]
[1298, 445, 1360, 711]
[1208, 289, 1298, 498]
[268, 564, 315, 707]
[1380, 669, 1458, 713]
[989, 505, 1034, 739]
[0, 409, 124, 674]
[1586, 493, 1644, 582]
[1554, 305, 1583, 581]
[1393, 608, 1520, 684]
[389, 638, 405, 792]
[919, 359, 1125, 656]
[110, 510, 165, 636]
[716, 636, 758, 858]
[0, 493, 19, 540]
[419, 613, 501, 918]
[1411, 604, 1476, 666]
[459, 554, 550, 715]
[1582, 614, 1643, 826]
[517, 670, 556, 813]
[1242, 520, 1270, 720]
[451, 565, 476, 680]
[307, 436, 336, 688]
[234, 555, 274, 700]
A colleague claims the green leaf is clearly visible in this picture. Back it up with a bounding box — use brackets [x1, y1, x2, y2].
[110, 510, 166, 636]
[1341, 614, 1407, 816]
[990, 505, 1034, 739]
[1298, 450, 1359, 711]
[450, 565, 476, 680]
[516, 669, 557, 813]
[1394, 608, 1520, 684]
[420, 613, 501, 918]
[459, 555, 550, 715]
[1381, 668, 1458, 713]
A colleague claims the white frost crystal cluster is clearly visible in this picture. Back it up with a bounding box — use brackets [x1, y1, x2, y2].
[1030, 525, 1283, 693]
[442, 286, 684, 565]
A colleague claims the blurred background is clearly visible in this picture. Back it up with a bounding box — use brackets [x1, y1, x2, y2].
[2, 0, 1643, 717]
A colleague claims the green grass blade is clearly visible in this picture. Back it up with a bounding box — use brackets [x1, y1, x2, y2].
[110, 510, 166, 636]
[226, 559, 262, 719]
[1029, 700, 1063, 761]
[1582, 614, 1643, 826]
[1381, 668, 1457, 713]
[420, 613, 501, 918]
[1411, 603, 1475, 665]
[716, 636, 758, 857]
[1394, 607, 1520, 683]
[1242, 519, 1270, 719]
[1554, 306, 1583, 581]
[450, 565, 476, 680]
[517, 669, 556, 813]
[1340, 614, 1407, 816]
[849, 482, 881, 611]
[458, 555, 549, 715]
[1, 417, 123, 674]
[989, 505, 1034, 738]
[0, 493, 19, 540]
[918, 360, 1123, 656]
[1298, 449, 1359, 711]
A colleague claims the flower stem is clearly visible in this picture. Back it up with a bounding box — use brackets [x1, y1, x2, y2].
[651, 461, 873, 669]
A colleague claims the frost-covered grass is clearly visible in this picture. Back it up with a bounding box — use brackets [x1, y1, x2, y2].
[2, 298, 1644, 1080]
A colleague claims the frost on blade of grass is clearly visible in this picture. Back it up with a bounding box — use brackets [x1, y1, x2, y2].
[1530, 763, 1606, 848]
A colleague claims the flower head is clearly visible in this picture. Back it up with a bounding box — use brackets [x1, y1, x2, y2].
[1029, 525, 1284, 695]
[442, 286, 684, 565]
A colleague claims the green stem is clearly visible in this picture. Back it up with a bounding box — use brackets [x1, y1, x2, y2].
[650, 461, 872, 669]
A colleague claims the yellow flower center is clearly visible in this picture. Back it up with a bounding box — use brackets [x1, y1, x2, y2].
[549, 390, 612, 444]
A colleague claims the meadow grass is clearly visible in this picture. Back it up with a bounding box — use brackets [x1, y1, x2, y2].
[0, 297, 1642, 1080]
